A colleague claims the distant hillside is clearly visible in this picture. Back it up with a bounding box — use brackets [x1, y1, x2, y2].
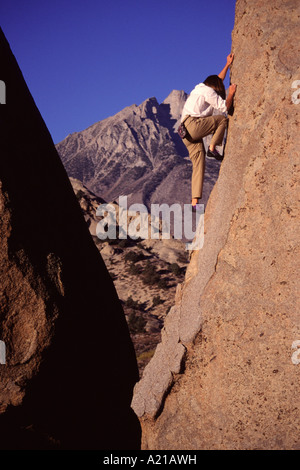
[69, 177, 189, 375]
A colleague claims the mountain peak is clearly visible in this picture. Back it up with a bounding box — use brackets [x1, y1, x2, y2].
[139, 96, 160, 117]
[162, 89, 187, 104]
[161, 90, 188, 128]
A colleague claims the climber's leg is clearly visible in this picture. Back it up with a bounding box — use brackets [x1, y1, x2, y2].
[185, 115, 228, 146]
[209, 115, 228, 150]
[185, 140, 206, 201]
[183, 115, 227, 202]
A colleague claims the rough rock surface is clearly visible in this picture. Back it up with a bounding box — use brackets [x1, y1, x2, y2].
[132, 0, 300, 450]
[56, 90, 221, 209]
[0, 28, 140, 449]
[69, 177, 106, 236]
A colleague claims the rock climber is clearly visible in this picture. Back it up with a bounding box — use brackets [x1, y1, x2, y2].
[179, 53, 237, 210]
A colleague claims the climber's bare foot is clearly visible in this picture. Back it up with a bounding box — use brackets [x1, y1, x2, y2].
[192, 198, 200, 206]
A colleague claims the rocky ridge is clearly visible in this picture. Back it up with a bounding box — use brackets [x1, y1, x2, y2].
[56, 90, 221, 209]
[70, 177, 189, 374]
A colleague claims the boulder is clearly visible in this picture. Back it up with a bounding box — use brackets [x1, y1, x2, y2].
[132, 0, 300, 450]
[0, 27, 140, 450]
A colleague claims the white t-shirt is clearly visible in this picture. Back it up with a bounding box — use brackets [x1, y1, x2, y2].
[181, 83, 227, 121]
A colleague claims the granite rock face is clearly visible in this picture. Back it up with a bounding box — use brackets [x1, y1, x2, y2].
[132, 0, 300, 450]
[0, 28, 140, 450]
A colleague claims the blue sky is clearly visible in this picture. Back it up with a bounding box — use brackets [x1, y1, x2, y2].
[1, 0, 236, 143]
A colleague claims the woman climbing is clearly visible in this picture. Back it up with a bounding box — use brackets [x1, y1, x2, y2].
[180, 53, 237, 209]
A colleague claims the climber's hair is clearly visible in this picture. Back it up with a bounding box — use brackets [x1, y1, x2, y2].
[203, 75, 226, 100]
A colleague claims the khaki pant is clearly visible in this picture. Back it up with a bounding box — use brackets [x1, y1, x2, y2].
[183, 114, 228, 199]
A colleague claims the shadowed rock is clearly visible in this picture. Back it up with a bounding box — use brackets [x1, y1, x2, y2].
[0, 27, 141, 450]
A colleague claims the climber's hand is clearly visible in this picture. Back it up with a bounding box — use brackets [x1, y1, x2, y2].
[218, 54, 234, 81]
[227, 53, 234, 65]
[226, 84, 237, 111]
[229, 84, 237, 95]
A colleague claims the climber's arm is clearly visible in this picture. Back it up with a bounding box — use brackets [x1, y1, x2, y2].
[218, 53, 234, 81]
[226, 84, 237, 110]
